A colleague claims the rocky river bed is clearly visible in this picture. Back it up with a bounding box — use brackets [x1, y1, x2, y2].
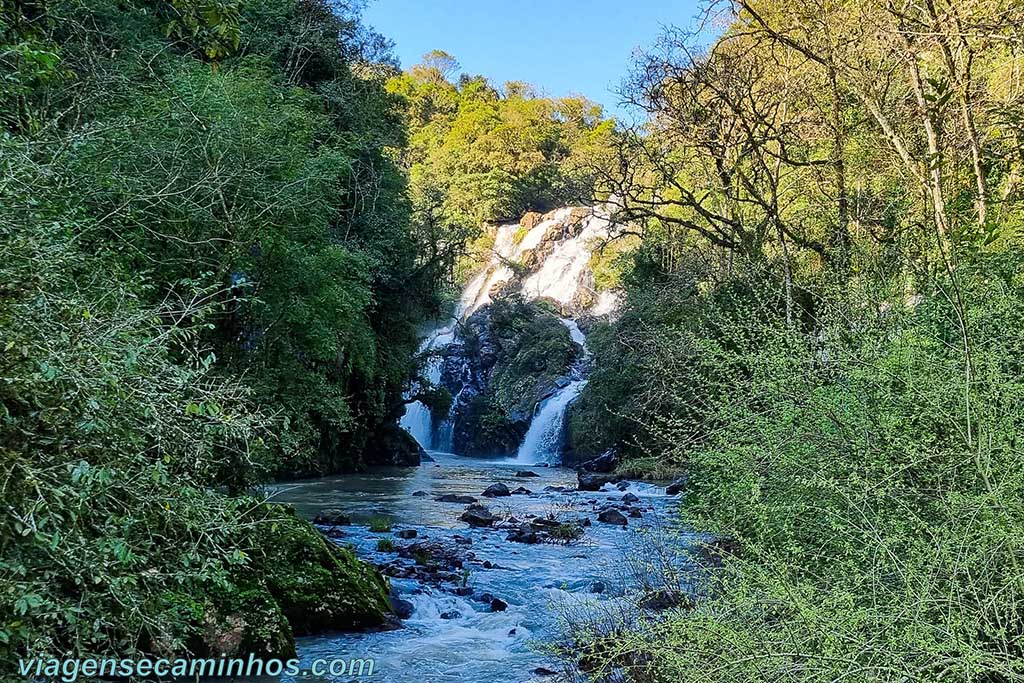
[252, 452, 702, 683]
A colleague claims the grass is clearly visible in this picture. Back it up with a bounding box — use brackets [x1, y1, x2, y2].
[368, 516, 392, 533]
[375, 538, 396, 552]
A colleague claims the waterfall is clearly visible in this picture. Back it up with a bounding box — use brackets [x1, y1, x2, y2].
[399, 326, 456, 449]
[402, 206, 615, 458]
[515, 380, 587, 464]
[514, 318, 590, 463]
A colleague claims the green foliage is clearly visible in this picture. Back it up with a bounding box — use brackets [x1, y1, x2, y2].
[566, 245, 1024, 681]
[375, 538, 396, 552]
[387, 54, 615, 292]
[0, 0, 416, 672]
[368, 516, 392, 533]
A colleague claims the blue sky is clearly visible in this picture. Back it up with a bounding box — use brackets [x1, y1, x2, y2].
[363, 0, 708, 121]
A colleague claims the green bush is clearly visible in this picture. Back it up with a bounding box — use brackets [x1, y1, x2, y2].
[561, 260, 1024, 682]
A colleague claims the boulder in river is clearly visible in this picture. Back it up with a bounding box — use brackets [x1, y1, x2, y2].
[666, 476, 688, 495]
[490, 598, 508, 612]
[411, 490, 429, 497]
[460, 505, 497, 527]
[435, 494, 477, 504]
[515, 470, 540, 478]
[482, 483, 511, 497]
[388, 595, 414, 619]
[395, 529, 417, 539]
[597, 507, 628, 526]
[622, 492, 640, 504]
[511, 486, 532, 495]
[313, 509, 351, 526]
[580, 449, 618, 473]
[578, 472, 622, 491]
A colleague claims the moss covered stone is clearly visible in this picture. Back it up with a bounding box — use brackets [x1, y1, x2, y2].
[254, 505, 391, 635]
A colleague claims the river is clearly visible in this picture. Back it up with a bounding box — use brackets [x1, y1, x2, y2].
[257, 452, 697, 683]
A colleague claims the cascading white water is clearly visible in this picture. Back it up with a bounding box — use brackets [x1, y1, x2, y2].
[403, 206, 614, 456]
[399, 326, 455, 449]
[514, 318, 589, 463]
[520, 212, 609, 306]
[514, 379, 587, 463]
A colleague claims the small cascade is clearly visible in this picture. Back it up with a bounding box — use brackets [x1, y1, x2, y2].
[515, 379, 587, 464]
[399, 326, 456, 449]
[514, 318, 590, 463]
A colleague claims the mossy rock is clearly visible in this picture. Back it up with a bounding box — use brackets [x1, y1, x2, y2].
[147, 584, 294, 659]
[254, 505, 391, 634]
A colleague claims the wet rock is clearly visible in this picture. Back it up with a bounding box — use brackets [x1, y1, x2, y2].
[439, 610, 461, 620]
[638, 589, 692, 611]
[590, 581, 606, 594]
[580, 449, 618, 473]
[395, 529, 417, 539]
[481, 483, 511, 497]
[508, 628, 517, 636]
[490, 598, 508, 612]
[313, 509, 351, 526]
[544, 485, 571, 493]
[534, 667, 557, 676]
[511, 486, 532, 495]
[411, 490, 429, 497]
[515, 470, 540, 478]
[421, 452, 435, 462]
[454, 586, 473, 597]
[628, 508, 643, 518]
[622, 492, 640, 504]
[482, 561, 494, 569]
[506, 525, 541, 544]
[435, 494, 478, 504]
[389, 596, 414, 620]
[666, 476, 688, 495]
[460, 505, 497, 527]
[615, 481, 630, 491]
[578, 472, 622, 491]
[597, 507, 628, 526]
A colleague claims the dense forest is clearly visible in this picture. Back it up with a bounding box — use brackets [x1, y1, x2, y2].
[0, 0, 608, 673]
[563, 0, 1024, 680]
[3, 0, 1024, 680]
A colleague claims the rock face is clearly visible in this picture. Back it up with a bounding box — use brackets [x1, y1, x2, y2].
[441, 299, 578, 457]
[580, 449, 618, 473]
[361, 422, 425, 467]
